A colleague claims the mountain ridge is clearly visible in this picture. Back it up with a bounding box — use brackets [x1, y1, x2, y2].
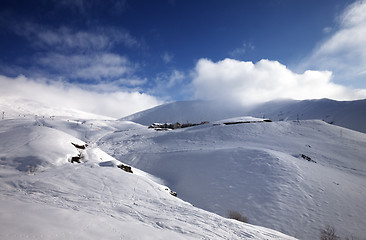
[121, 98, 366, 133]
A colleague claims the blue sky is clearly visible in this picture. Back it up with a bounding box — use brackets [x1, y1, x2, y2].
[1, 0, 366, 117]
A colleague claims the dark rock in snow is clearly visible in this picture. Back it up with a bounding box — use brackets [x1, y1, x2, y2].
[300, 154, 317, 163]
[118, 164, 133, 173]
[71, 142, 88, 149]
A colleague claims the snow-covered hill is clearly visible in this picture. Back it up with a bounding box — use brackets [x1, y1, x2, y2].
[121, 100, 245, 125]
[248, 98, 366, 133]
[99, 118, 366, 240]
[1, 98, 366, 240]
[0, 116, 296, 239]
[122, 98, 366, 133]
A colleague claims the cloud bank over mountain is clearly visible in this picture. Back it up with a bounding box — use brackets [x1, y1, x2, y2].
[192, 58, 366, 106]
[0, 75, 161, 118]
[1, 0, 366, 117]
[191, 1, 366, 105]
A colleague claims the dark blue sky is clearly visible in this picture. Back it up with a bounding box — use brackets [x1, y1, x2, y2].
[1, 0, 364, 107]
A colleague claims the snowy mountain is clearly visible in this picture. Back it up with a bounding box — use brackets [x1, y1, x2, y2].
[122, 98, 366, 133]
[248, 98, 366, 133]
[1, 97, 366, 240]
[121, 100, 246, 125]
[0, 104, 296, 239]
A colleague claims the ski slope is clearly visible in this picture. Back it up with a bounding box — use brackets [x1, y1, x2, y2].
[1, 98, 366, 240]
[99, 118, 366, 240]
[0, 116, 296, 239]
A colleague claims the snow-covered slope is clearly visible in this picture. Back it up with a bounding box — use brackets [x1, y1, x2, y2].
[2, 98, 365, 240]
[248, 98, 366, 133]
[98, 119, 366, 240]
[121, 100, 247, 125]
[0, 117, 295, 240]
[122, 98, 366, 133]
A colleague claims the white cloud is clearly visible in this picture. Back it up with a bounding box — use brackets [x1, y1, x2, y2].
[36, 27, 110, 50]
[301, 0, 366, 87]
[6, 21, 146, 85]
[0, 52, 146, 88]
[0, 75, 161, 118]
[15, 23, 142, 51]
[340, 0, 366, 27]
[192, 58, 366, 106]
[164, 70, 185, 88]
[37, 53, 138, 82]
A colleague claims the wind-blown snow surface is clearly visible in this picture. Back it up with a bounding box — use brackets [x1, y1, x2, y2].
[99, 119, 366, 240]
[0, 117, 295, 239]
[122, 99, 366, 133]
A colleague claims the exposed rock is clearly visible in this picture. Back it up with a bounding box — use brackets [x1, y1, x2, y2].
[71, 142, 88, 149]
[165, 188, 178, 197]
[149, 121, 210, 130]
[71, 154, 82, 163]
[117, 164, 133, 173]
[300, 154, 317, 163]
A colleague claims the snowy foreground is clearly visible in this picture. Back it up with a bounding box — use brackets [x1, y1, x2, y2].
[0, 117, 296, 239]
[1, 99, 366, 240]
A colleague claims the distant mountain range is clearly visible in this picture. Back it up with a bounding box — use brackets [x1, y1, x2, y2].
[122, 98, 366, 133]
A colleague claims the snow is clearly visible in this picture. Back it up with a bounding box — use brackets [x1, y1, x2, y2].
[99, 119, 366, 239]
[122, 98, 366, 133]
[1, 97, 366, 240]
[121, 100, 246, 125]
[0, 115, 295, 239]
[213, 116, 269, 124]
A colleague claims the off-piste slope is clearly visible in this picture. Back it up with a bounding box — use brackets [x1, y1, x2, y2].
[98, 118, 366, 240]
[121, 98, 366, 133]
[0, 117, 296, 240]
